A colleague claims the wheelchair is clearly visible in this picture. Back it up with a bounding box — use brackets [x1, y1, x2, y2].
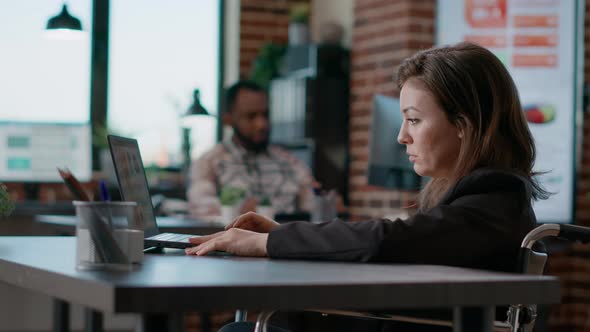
[234, 223, 590, 332]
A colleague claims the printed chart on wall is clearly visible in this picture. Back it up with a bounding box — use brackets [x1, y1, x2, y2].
[437, 0, 584, 223]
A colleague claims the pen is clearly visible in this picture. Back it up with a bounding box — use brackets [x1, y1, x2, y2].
[57, 167, 91, 201]
[99, 180, 111, 201]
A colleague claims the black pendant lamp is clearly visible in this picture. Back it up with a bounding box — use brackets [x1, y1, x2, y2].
[185, 89, 211, 117]
[46, 4, 83, 31]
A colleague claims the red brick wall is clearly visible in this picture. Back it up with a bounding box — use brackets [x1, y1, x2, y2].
[574, 0, 590, 227]
[349, 0, 435, 218]
[239, 0, 309, 78]
[548, 65, 590, 332]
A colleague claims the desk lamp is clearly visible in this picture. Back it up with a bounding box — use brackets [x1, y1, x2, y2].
[181, 89, 213, 169]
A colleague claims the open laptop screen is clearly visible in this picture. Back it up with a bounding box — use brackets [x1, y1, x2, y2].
[108, 135, 159, 238]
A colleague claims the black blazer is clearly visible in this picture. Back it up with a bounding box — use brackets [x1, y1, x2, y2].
[267, 168, 536, 273]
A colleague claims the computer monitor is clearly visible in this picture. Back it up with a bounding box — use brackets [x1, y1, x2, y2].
[367, 95, 422, 190]
[0, 121, 92, 182]
[274, 140, 315, 169]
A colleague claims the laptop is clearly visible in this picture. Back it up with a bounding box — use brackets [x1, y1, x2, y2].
[108, 135, 197, 249]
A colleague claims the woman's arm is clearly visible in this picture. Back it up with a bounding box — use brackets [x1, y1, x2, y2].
[267, 174, 534, 266]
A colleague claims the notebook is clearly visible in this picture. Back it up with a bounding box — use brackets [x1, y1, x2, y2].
[108, 135, 196, 249]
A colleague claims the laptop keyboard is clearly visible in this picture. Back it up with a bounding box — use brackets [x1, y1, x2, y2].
[149, 233, 193, 243]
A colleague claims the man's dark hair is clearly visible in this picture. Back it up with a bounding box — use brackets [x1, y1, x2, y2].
[224, 80, 266, 114]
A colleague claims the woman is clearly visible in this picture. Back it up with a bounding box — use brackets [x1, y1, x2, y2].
[187, 42, 548, 329]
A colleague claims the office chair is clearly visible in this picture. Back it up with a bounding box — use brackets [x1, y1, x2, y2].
[241, 223, 590, 332]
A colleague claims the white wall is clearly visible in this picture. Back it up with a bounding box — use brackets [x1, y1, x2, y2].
[224, 0, 240, 87]
[311, 0, 354, 47]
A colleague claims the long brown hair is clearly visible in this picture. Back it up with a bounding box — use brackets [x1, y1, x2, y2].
[395, 42, 548, 210]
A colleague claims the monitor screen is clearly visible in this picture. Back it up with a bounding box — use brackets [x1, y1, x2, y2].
[274, 141, 314, 169]
[367, 95, 422, 190]
[0, 122, 91, 182]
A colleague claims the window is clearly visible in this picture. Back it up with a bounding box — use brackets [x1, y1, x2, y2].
[0, 2, 93, 182]
[0, 1, 91, 123]
[0, 1, 220, 170]
[108, 0, 220, 167]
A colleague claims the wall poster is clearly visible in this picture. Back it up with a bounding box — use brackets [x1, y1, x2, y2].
[437, 0, 584, 223]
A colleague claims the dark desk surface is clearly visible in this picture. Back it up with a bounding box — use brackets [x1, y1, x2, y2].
[0, 237, 560, 314]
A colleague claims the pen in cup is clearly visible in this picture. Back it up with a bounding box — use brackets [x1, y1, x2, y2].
[57, 168, 128, 264]
[98, 180, 114, 230]
[99, 180, 111, 201]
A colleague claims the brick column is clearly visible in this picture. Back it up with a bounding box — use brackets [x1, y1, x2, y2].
[239, 0, 310, 78]
[543, 1, 590, 331]
[349, 0, 435, 219]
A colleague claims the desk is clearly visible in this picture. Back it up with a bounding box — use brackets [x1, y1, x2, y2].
[35, 214, 225, 235]
[0, 237, 560, 332]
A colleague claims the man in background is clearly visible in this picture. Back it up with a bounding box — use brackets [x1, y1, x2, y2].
[187, 80, 314, 217]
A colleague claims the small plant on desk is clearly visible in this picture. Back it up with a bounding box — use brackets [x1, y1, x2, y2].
[259, 196, 272, 207]
[219, 186, 246, 206]
[219, 187, 246, 225]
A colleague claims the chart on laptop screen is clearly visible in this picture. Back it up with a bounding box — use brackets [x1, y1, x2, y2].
[110, 140, 156, 231]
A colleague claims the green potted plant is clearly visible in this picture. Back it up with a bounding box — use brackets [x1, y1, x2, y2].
[219, 186, 246, 225]
[249, 42, 287, 89]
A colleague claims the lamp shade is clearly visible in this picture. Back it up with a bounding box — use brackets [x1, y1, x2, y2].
[185, 89, 211, 117]
[46, 4, 82, 31]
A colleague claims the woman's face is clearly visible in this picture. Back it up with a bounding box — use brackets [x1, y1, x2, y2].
[398, 78, 462, 179]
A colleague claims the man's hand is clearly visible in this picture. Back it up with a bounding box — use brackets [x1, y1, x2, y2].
[225, 211, 280, 233]
[186, 229, 269, 257]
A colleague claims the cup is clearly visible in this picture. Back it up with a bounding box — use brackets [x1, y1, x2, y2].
[311, 191, 338, 223]
[74, 201, 144, 271]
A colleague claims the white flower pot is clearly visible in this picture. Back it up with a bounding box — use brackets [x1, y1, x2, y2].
[220, 205, 239, 226]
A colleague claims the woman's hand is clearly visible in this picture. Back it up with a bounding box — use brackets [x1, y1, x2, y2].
[225, 211, 280, 233]
[186, 228, 269, 257]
